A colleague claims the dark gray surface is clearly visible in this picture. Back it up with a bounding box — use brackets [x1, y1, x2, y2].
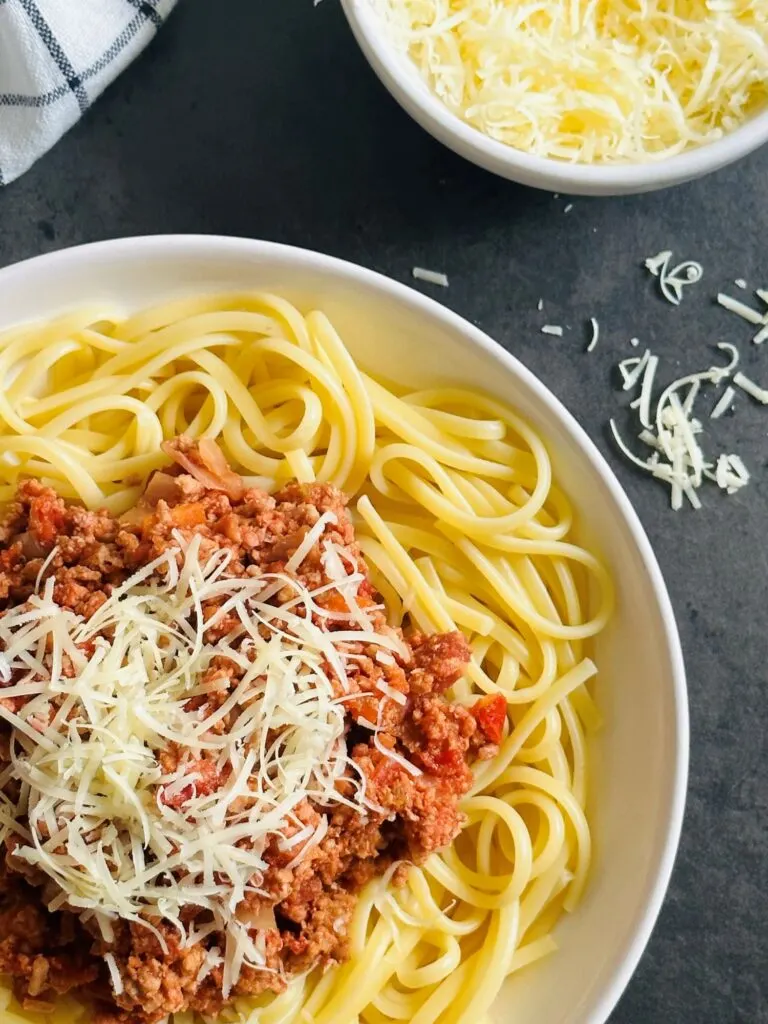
[0, 1, 766, 1020]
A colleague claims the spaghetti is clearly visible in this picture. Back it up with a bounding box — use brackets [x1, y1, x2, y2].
[0, 294, 612, 1024]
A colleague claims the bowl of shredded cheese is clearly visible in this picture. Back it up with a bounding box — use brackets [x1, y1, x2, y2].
[342, 0, 768, 194]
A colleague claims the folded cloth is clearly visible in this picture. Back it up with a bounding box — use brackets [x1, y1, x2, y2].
[0, 0, 176, 185]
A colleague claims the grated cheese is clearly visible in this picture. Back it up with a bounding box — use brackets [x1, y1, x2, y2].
[376, 679, 407, 705]
[372, 0, 768, 162]
[196, 947, 223, 985]
[619, 351, 650, 390]
[285, 511, 338, 572]
[586, 318, 599, 352]
[717, 292, 766, 325]
[733, 371, 768, 404]
[412, 267, 449, 287]
[0, 528, 412, 998]
[600, 248, 768, 508]
[714, 341, 739, 375]
[706, 453, 751, 493]
[373, 732, 420, 776]
[644, 251, 672, 277]
[710, 386, 735, 419]
[645, 252, 703, 305]
[610, 348, 751, 509]
[541, 324, 563, 337]
[632, 354, 659, 429]
[104, 953, 123, 996]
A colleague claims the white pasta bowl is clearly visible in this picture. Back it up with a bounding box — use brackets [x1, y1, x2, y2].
[0, 235, 688, 1023]
[340, 0, 768, 195]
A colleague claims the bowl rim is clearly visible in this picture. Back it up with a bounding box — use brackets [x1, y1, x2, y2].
[340, 0, 768, 192]
[0, 234, 690, 1024]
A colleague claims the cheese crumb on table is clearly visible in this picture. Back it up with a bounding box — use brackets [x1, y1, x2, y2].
[413, 267, 449, 287]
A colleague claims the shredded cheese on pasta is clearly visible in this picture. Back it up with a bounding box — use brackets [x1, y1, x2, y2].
[0, 528, 409, 996]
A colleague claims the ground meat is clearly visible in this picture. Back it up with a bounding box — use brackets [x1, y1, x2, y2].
[0, 439, 503, 1024]
[402, 694, 476, 783]
[112, 944, 206, 1022]
[408, 631, 472, 695]
[280, 886, 356, 967]
[0, 882, 100, 1010]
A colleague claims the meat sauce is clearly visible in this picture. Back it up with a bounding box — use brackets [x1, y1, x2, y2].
[0, 440, 504, 1023]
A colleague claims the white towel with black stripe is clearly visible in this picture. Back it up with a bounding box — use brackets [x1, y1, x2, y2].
[0, 0, 176, 185]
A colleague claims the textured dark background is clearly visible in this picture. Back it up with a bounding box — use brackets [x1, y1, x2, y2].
[0, 1, 766, 1020]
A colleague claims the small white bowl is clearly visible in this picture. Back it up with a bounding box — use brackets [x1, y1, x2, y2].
[341, 0, 768, 195]
[0, 236, 688, 1023]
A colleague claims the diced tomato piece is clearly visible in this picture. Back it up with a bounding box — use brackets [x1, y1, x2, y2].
[29, 495, 66, 548]
[417, 742, 466, 777]
[471, 694, 507, 744]
[170, 503, 206, 528]
[142, 502, 206, 539]
[435, 744, 466, 772]
[321, 586, 374, 612]
[215, 512, 242, 543]
[348, 695, 378, 726]
[323, 591, 350, 613]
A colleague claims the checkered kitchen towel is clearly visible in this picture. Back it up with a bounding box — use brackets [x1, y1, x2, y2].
[0, 0, 177, 185]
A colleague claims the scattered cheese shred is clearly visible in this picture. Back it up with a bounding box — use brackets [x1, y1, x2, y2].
[610, 347, 751, 509]
[717, 292, 766, 325]
[0, 530, 411, 996]
[634, 354, 659, 429]
[586, 317, 599, 352]
[645, 251, 703, 305]
[644, 251, 671, 276]
[412, 267, 449, 287]
[619, 351, 650, 390]
[733, 371, 768, 404]
[599, 248, 768, 508]
[710, 385, 735, 419]
[372, 0, 768, 162]
[541, 324, 563, 337]
[714, 341, 739, 375]
[706, 453, 751, 494]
